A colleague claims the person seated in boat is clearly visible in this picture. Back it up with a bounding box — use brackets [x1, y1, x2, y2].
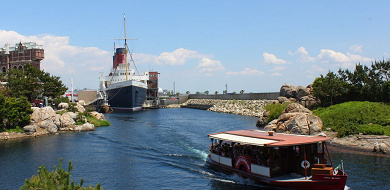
[233, 143, 242, 158]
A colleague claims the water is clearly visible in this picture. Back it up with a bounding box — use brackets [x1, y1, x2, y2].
[0, 108, 389, 190]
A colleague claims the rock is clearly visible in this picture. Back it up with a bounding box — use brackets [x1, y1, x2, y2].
[58, 102, 69, 109]
[374, 142, 388, 154]
[300, 95, 318, 109]
[59, 112, 76, 128]
[285, 103, 312, 114]
[1, 132, 10, 140]
[90, 111, 105, 120]
[75, 103, 85, 113]
[277, 96, 289, 104]
[74, 122, 95, 131]
[373, 142, 380, 153]
[296, 86, 311, 99]
[30, 106, 57, 124]
[46, 121, 58, 134]
[262, 103, 322, 135]
[23, 125, 37, 135]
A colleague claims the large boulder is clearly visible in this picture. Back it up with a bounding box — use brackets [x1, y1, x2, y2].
[75, 103, 85, 113]
[263, 103, 323, 135]
[90, 111, 105, 121]
[74, 122, 95, 131]
[59, 112, 76, 128]
[279, 84, 318, 109]
[23, 125, 37, 135]
[30, 106, 57, 124]
[58, 102, 69, 110]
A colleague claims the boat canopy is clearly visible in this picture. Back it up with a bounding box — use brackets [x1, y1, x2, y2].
[208, 130, 332, 147]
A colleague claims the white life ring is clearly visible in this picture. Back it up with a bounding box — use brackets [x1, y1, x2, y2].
[301, 160, 310, 169]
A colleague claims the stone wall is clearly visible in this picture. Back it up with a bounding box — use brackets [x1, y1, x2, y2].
[181, 99, 276, 117]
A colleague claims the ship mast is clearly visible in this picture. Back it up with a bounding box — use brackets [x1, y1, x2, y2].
[124, 14, 129, 81]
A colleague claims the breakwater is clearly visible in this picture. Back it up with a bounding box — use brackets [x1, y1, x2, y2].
[181, 99, 276, 117]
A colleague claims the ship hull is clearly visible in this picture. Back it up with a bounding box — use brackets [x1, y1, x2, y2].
[105, 82, 147, 112]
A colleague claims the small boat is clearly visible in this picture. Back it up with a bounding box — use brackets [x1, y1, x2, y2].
[206, 130, 347, 190]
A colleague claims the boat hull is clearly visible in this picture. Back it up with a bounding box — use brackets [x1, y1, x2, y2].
[206, 156, 347, 190]
[105, 83, 147, 112]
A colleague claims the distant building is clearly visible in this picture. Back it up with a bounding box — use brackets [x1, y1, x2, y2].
[0, 42, 44, 73]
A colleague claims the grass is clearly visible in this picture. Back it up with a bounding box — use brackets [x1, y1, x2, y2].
[264, 102, 291, 123]
[313, 101, 390, 137]
[5, 126, 24, 133]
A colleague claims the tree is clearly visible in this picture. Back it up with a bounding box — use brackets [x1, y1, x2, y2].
[175, 92, 180, 96]
[4, 65, 67, 101]
[186, 91, 190, 94]
[223, 90, 227, 94]
[196, 91, 200, 94]
[214, 91, 218, 95]
[204, 90, 209, 95]
[312, 72, 346, 107]
[0, 94, 32, 131]
[240, 90, 245, 94]
[21, 158, 101, 190]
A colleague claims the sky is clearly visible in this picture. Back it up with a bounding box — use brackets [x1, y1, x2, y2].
[1, 0, 389, 94]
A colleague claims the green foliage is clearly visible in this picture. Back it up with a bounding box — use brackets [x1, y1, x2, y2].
[21, 158, 102, 190]
[312, 60, 390, 106]
[85, 115, 111, 127]
[0, 94, 32, 131]
[67, 103, 78, 113]
[265, 102, 290, 123]
[4, 65, 67, 101]
[313, 101, 390, 137]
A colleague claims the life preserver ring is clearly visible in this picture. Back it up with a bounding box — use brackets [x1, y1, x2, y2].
[301, 160, 310, 169]
[234, 156, 251, 173]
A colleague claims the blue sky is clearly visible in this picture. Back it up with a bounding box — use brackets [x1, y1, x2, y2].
[1, 1, 389, 93]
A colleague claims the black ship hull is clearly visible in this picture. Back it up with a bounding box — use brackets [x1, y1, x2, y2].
[105, 84, 147, 111]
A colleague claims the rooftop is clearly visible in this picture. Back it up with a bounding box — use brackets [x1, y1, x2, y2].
[208, 129, 332, 147]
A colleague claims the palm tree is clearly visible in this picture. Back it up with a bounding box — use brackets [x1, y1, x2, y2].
[240, 90, 245, 94]
[204, 90, 209, 95]
[223, 90, 227, 94]
[186, 91, 190, 94]
[214, 91, 218, 95]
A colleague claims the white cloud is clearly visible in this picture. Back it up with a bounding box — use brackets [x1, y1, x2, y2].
[198, 58, 225, 73]
[289, 47, 316, 63]
[349, 44, 363, 53]
[155, 48, 200, 65]
[317, 49, 373, 68]
[263, 53, 288, 64]
[226, 68, 264, 76]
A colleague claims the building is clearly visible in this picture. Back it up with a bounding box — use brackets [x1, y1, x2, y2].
[0, 42, 44, 73]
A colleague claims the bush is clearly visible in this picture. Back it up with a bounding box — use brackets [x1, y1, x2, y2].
[265, 102, 290, 123]
[21, 158, 102, 190]
[313, 101, 390, 137]
[0, 94, 32, 131]
[357, 124, 386, 135]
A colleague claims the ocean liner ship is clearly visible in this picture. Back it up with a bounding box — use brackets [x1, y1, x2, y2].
[99, 15, 149, 111]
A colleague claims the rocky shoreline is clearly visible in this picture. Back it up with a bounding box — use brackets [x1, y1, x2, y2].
[0, 103, 107, 141]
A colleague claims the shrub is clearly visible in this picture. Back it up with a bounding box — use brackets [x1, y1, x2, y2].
[313, 101, 390, 137]
[21, 158, 102, 190]
[0, 95, 32, 131]
[265, 102, 290, 123]
[357, 124, 386, 135]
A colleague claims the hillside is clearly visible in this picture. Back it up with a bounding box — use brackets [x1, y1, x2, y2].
[313, 101, 390, 137]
